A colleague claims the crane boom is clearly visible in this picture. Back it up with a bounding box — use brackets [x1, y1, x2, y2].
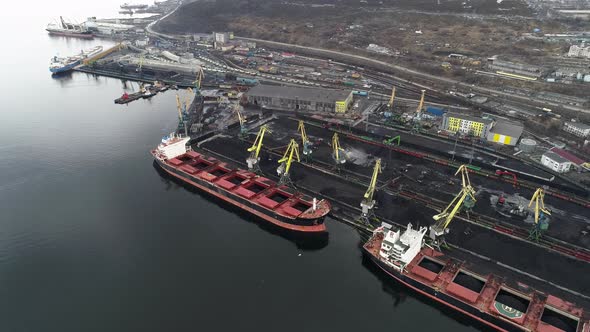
[138, 54, 144, 72]
[387, 86, 396, 108]
[247, 125, 270, 159]
[364, 159, 381, 201]
[432, 186, 476, 229]
[416, 89, 426, 114]
[528, 188, 551, 225]
[184, 87, 194, 110]
[430, 165, 476, 243]
[360, 158, 381, 222]
[527, 188, 552, 240]
[236, 104, 246, 136]
[332, 133, 342, 162]
[246, 125, 270, 172]
[298, 121, 308, 145]
[237, 109, 245, 126]
[194, 67, 204, 92]
[175, 94, 183, 120]
[298, 121, 312, 157]
[278, 139, 300, 176]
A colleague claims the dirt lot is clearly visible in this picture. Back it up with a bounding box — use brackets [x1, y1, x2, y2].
[158, 0, 565, 60]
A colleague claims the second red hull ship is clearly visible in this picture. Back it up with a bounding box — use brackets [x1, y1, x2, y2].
[152, 135, 330, 232]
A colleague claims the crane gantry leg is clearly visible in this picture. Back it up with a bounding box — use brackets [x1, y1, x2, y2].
[331, 132, 346, 172]
[247, 125, 270, 173]
[298, 121, 313, 162]
[360, 158, 382, 225]
[277, 139, 300, 187]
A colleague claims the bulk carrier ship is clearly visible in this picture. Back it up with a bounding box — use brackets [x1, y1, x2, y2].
[46, 16, 94, 39]
[363, 223, 590, 332]
[151, 135, 330, 232]
[49, 46, 103, 74]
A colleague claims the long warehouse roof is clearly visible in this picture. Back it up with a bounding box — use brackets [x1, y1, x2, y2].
[247, 84, 352, 103]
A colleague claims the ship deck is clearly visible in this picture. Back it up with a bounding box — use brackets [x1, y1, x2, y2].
[364, 232, 590, 332]
[161, 149, 330, 222]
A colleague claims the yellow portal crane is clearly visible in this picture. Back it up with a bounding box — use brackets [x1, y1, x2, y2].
[430, 165, 476, 247]
[246, 125, 270, 172]
[528, 188, 552, 241]
[332, 133, 346, 166]
[298, 121, 312, 158]
[184, 87, 193, 111]
[236, 105, 246, 136]
[137, 54, 144, 73]
[277, 139, 300, 186]
[360, 158, 381, 223]
[416, 89, 426, 115]
[175, 94, 183, 121]
[194, 67, 204, 92]
[387, 86, 396, 108]
[175, 93, 189, 135]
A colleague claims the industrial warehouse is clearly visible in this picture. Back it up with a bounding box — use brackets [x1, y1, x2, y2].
[441, 112, 524, 146]
[246, 85, 353, 113]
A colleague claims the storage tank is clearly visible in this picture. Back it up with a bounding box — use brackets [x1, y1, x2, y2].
[519, 138, 537, 153]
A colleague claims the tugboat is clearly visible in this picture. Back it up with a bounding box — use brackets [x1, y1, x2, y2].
[49, 46, 103, 74]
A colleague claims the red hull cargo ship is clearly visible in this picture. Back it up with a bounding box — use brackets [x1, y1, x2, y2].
[363, 224, 590, 332]
[152, 135, 330, 232]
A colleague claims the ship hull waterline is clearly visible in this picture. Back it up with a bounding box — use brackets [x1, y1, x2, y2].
[46, 30, 94, 39]
[364, 251, 533, 332]
[153, 156, 327, 233]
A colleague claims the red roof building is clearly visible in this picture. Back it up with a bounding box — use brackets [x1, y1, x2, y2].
[550, 147, 585, 165]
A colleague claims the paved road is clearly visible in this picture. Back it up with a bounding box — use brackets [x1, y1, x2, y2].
[237, 37, 590, 114]
[145, 1, 184, 39]
[145, 7, 588, 114]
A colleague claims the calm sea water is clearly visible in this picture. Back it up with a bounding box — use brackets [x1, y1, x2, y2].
[0, 3, 487, 331]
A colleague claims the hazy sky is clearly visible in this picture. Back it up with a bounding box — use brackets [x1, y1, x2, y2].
[2, 0, 156, 20]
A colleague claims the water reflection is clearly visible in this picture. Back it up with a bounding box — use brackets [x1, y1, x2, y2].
[358, 236, 494, 331]
[152, 161, 329, 251]
[51, 71, 75, 83]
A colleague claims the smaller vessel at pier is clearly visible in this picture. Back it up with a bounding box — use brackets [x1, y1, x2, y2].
[120, 2, 148, 9]
[49, 46, 103, 74]
[46, 16, 94, 38]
